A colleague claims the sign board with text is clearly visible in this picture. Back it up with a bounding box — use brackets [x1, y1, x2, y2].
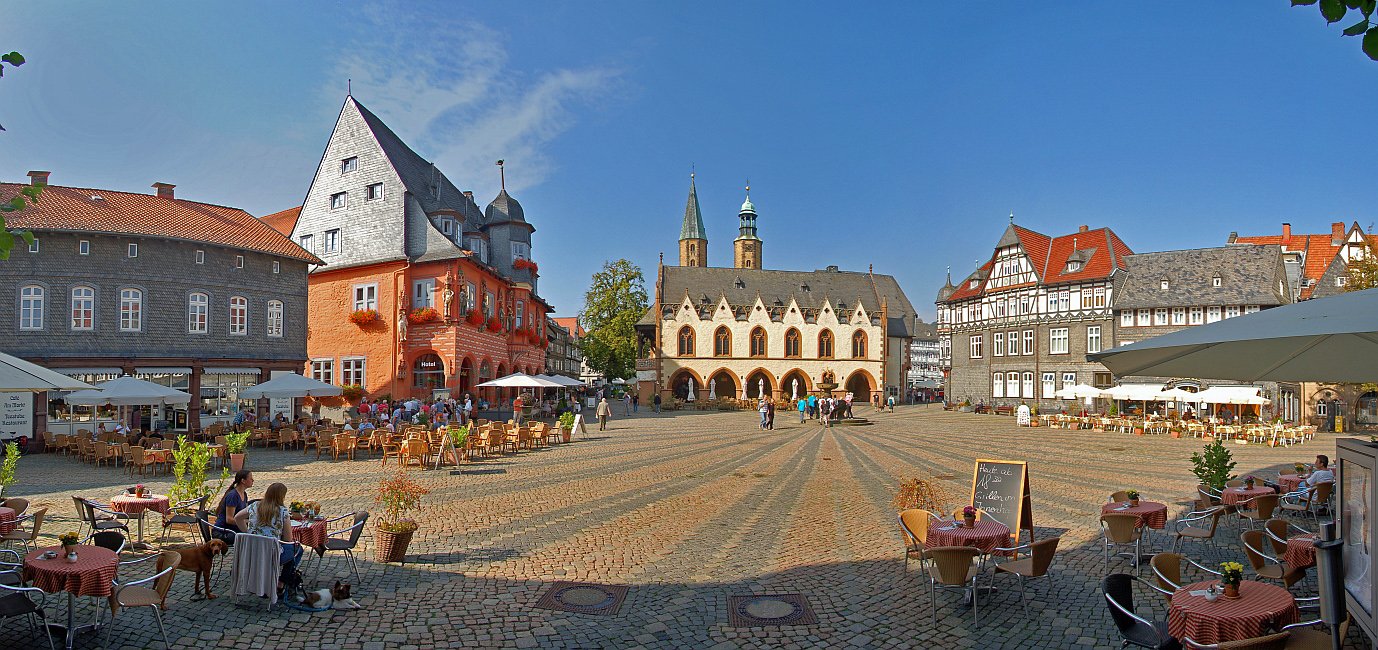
[970, 458, 1032, 540]
[0, 392, 34, 441]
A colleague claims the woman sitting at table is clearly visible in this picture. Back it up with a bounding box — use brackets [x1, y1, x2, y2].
[214, 470, 253, 543]
[234, 481, 303, 568]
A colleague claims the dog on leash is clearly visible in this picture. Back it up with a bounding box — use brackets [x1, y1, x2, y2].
[302, 581, 360, 610]
[172, 539, 229, 600]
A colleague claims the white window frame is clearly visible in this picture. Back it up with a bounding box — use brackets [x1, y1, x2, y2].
[118, 288, 142, 332]
[1006, 330, 1018, 356]
[19, 285, 43, 330]
[993, 332, 1004, 357]
[324, 229, 341, 255]
[1087, 325, 1101, 354]
[1007, 374, 1020, 398]
[229, 296, 247, 335]
[235, 255, 244, 269]
[330, 192, 347, 209]
[515, 300, 525, 328]
[1225, 305, 1240, 319]
[27, 238, 38, 253]
[1154, 308, 1168, 325]
[969, 334, 982, 359]
[127, 243, 138, 258]
[1121, 310, 1134, 327]
[1049, 327, 1069, 355]
[299, 234, 314, 253]
[70, 286, 94, 331]
[1207, 306, 1222, 323]
[1042, 372, 1055, 398]
[311, 359, 335, 385]
[993, 372, 1004, 398]
[1136, 309, 1151, 326]
[340, 156, 358, 174]
[188, 292, 208, 334]
[1171, 307, 1186, 325]
[1212, 276, 1222, 287]
[1244, 305, 1260, 314]
[353, 284, 378, 312]
[412, 279, 435, 308]
[78, 240, 90, 255]
[1318, 401, 1329, 417]
[195, 250, 205, 264]
[366, 182, 383, 201]
[1022, 329, 1033, 356]
[1022, 372, 1034, 398]
[341, 357, 366, 388]
[1189, 306, 1203, 325]
[511, 241, 531, 261]
[1093, 287, 1106, 308]
[1062, 372, 1076, 389]
[266, 300, 284, 337]
[272, 261, 280, 274]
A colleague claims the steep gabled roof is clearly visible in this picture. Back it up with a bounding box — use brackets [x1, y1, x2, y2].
[260, 206, 301, 236]
[1114, 245, 1289, 310]
[1235, 223, 1378, 299]
[939, 225, 1131, 304]
[680, 176, 707, 241]
[3, 183, 320, 264]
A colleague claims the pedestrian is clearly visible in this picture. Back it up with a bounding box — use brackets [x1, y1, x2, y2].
[807, 394, 818, 419]
[758, 398, 769, 430]
[632, 394, 639, 413]
[766, 400, 775, 430]
[653, 393, 662, 413]
[596, 397, 611, 431]
[512, 393, 525, 424]
[623, 393, 632, 416]
[887, 394, 896, 412]
[821, 398, 832, 428]
[797, 397, 806, 424]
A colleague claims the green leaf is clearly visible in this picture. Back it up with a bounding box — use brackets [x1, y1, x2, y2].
[1345, 18, 1371, 34]
[0, 52, 22, 66]
[1363, 0, 1376, 17]
[0, 230, 12, 260]
[1293, 0, 1319, 5]
[1323, 0, 1349, 23]
[1347, 0, 1362, 9]
[1365, 26, 1378, 59]
[17, 230, 34, 246]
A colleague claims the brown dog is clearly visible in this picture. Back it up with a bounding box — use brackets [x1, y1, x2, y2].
[172, 539, 228, 600]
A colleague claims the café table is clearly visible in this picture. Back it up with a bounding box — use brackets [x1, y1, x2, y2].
[1101, 501, 1169, 529]
[1279, 474, 1307, 494]
[291, 517, 329, 551]
[1168, 579, 1299, 644]
[0, 505, 15, 535]
[1283, 535, 1318, 570]
[111, 493, 170, 549]
[926, 518, 1013, 557]
[23, 545, 119, 650]
[1221, 486, 1273, 506]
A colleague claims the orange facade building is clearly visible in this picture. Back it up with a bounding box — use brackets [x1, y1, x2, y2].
[263, 97, 549, 404]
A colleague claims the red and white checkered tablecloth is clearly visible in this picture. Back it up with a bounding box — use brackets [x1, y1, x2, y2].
[1221, 486, 1273, 506]
[1101, 501, 1169, 529]
[1279, 475, 1306, 493]
[925, 518, 1013, 556]
[1168, 580, 1299, 644]
[1284, 536, 1318, 570]
[291, 518, 328, 550]
[23, 545, 119, 598]
[111, 494, 170, 516]
[0, 506, 15, 535]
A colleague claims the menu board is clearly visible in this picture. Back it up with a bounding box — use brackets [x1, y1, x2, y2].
[0, 392, 33, 441]
[971, 459, 1032, 537]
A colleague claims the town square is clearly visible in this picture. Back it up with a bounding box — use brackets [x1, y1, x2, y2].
[3, 3, 1378, 649]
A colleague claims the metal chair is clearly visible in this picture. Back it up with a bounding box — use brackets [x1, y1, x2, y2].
[1262, 518, 1313, 558]
[81, 498, 132, 534]
[195, 514, 240, 587]
[1236, 494, 1280, 530]
[0, 507, 46, 554]
[314, 511, 369, 582]
[926, 545, 981, 626]
[0, 580, 55, 650]
[1102, 513, 1144, 569]
[83, 530, 127, 554]
[1171, 507, 1224, 553]
[1279, 482, 1332, 522]
[897, 509, 938, 575]
[160, 494, 209, 544]
[1102, 573, 1181, 649]
[990, 536, 1060, 618]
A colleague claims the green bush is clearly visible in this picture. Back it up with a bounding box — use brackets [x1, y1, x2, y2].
[0, 442, 19, 496]
[558, 412, 575, 429]
[1190, 439, 1237, 491]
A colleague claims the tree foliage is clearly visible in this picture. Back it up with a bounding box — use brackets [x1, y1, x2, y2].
[579, 259, 649, 382]
[1293, 0, 1378, 60]
[1190, 438, 1238, 491]
[1344, 241, 1378, 291]
[0, 49, 38, 260]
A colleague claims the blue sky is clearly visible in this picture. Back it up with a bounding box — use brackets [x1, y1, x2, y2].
[3, 3, 1377, 320]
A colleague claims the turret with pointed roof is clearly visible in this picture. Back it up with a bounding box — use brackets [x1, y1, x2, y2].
[733, 186, 762, 270]
[678, 173, 708, 267]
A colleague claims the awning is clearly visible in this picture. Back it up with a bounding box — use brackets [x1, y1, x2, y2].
[1102, 384, 1167, 401]
[202, 367, 261, 375]
[136, 367, 192, 375]
[1194, 386, 1270, 405]
[57, 367, 123, 376]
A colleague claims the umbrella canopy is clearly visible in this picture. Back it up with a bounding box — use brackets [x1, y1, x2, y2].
[1102, 384, 1166, 401]
[1053, 383, 1104, 399]
[537, 374, 585, 387]
[1193, 386, 1269, 405]
[610, 378, 628, 385]
[1156, 387, 1199, 402]
[66, 376, 190, 406]
[0, 352, 97, 392]
[1089, 287, 1378, 383]
[237, 373, 343, 400]
[477, 373, 563, 388]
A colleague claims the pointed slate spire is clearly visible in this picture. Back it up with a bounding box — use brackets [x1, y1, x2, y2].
[680, 173, 708, 241]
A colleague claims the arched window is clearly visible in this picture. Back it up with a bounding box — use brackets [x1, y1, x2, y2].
[229, 296, 247, 335]
[818, 330, 834, 358]
[678, 326, 696, 356]
[750, 327, 767, 357]
[852, 330, 868, 359]
[118, 288, 142, 332]
[784, 328, 801, 358]
[19, 285, 43, 330]
[70, 286, 95, 331]
[714, 326, 732, 357]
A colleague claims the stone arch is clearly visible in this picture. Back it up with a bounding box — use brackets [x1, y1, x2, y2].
[708, 369, 739, 400]
[668, 368, 705, 400]
[745, 368, 777, 399]
[458, 357, 475, 395]
[844, 369, 877, 401]
[779, 369, 812, 400]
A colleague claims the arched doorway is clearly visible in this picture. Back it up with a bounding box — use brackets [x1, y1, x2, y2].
[669, 369, 702, 401]
[459, 358, 474, 395]
[708, 369, 738, 401]
[479, 360, 493, 404]
[780, 369, 811, 400]
[745, 369, 775, 399]
[495, 364, 508, 404]
[1358, 391, 1378, 426]
[844, 370, 876, 402]
[413, 353, 445, 393]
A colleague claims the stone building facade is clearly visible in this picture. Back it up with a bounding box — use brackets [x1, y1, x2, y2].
[0, 172, 317, 436]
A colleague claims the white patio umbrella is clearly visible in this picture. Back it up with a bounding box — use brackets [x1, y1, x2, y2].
[1053, 383, 1103, 399]
[1193, 386, 1270, 405]
[66, 376, 191, 406]
[0, 352, 97, 392]
[477, 372, 563, 389]
[610, 378, 628, 385]
[237, 373, 342, 399]
[1156, 387, 1199, 402]
[537, 374, 585, 388]
[1089, 287, 1378, 383]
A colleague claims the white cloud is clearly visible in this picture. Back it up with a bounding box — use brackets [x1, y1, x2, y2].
[334, 7, 617, 198]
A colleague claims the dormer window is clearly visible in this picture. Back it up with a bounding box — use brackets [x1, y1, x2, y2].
[1160, 280, 1169, 291]
[969, 280, 978, 289]
[1338, 276, 1348, 287]
[440, 219, 453, 236]
[1212, 276, 1222, 287]
[1065, 261, 1082, 273]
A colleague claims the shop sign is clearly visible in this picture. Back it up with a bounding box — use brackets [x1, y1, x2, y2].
[0, 392, 33, 441]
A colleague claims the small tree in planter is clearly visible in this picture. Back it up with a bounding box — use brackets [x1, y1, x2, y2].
[558, 412, 575, 443]
[892, 477, 951, 513]
[1190, 438, 1237, 491]
[0, 442, 20, 498]
[445, 424, 469, 465]
[168, 436, 228, 516]
[375, 470, 428, 563]
[224, 432, 250, 472]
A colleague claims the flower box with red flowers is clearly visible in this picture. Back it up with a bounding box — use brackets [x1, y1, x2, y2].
[465, 310, 484, 326]
[349, 309, 381, 326]
[340, 384, 365, 402]
[486, 316, 504, 332]
[407, 307, 441, 325]
[513, 258, 539, 273]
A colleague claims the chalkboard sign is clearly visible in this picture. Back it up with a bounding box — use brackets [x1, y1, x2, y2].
[971, 459, 1033, 539]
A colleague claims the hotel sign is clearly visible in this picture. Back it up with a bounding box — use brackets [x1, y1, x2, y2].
[0, 392, 33, 441]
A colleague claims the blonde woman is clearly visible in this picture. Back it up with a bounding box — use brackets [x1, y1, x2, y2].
[234, 482, 302, 567]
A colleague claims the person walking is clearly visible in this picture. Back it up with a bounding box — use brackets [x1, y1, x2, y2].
[820, 397, 833, 428]
[766, 399, 775, 430]
[807, 394, 818, 420]
[631, 394, 639, 413]
[758, 398, 769, 430]
[797, 397, 806, 424]
[887, 394, 896, 412]
[653, 393, 662, 413]
[596, 397, 612, 431]
[623, 393, 632, 416]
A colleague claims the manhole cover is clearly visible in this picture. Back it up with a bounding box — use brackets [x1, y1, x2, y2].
[535, 581, 629, 616]
[727, 594, 819, 627]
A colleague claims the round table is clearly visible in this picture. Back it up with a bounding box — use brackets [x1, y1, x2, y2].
[1101, 501, 1169, 529]
[1279, 475, 1307, 493]
[24, 545, 119, 650]
[1221, 486, 1273, 506]
[291, 518, 329, 550]
[111, 494, 170, 547]
[0, 505, 15, 535]
[925, 518, 1013, 556]
[1284, 535, 1318, 570]
[1168, 580, 1300, 644]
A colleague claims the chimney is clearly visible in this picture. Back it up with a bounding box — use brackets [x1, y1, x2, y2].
[152, 182, 175, 199]
[1228, 231, 1238, 243]
[1077, 225, 1088, 233]
[26, 170, 49, 186]
[1332, 222, 1345, 245]
[462, 191, 474, 202]
[1282, 223, 1291, 247]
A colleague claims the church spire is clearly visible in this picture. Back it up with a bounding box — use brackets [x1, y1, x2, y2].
[678, 171, 708, 267]
[733, 182, 762, 270]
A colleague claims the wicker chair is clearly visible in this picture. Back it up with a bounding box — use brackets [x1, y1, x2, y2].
[402, 439, 429, 469]
[1171, 507, 1224, 553]
[1148, 552, 1221, 605]
[925, 545, 981, 626]
[896, 509, 937, 575]
[0, 507, 47, 553]
[1, 498, 27, 518]
[989, 536, 1060, 618]
[380, 437, 405, 467]
[1101, 513, 1144, 570]
[101, 550, 181, 649]
[1279, 482, 1332, 521]
[332, 434, 358, 461]
[126, 447, 158, 477]
[1240, 530, 1306, 588]
[1236, 494, 1280, 530]
[1262, 518, 1313, 558]
[1109, 491, 1132, 503]
[1182, 632, 1289, 649]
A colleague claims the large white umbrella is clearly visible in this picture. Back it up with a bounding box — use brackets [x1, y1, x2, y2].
[0, 352, 97, 392]
[1089, 287, 1378, 383]
[536, 374, 585, 388]
[1102, 384, 1166, 401]
[66, 376, 190, 406]
[1156, 387, 1199, 402]
[1193, 386, 1270, 405]
[477, 372, 563, 388]
[1053, 383, 1103, 399]
[237, 373, 343, 399]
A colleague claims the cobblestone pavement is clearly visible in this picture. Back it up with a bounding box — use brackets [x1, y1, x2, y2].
[2, 406, 1365, 648]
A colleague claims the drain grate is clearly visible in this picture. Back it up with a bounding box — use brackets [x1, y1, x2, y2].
[534, 581, 629, 616]
[727, 593, 818, 627]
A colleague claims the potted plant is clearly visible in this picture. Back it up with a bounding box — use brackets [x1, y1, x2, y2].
[0, 441, 19, 499]
[224, 432, 250, 472]
[558, 412, 575, 443]
[349, 309, 381, 326]
[446, 424, 469, 464]
[1169, 424, 1182, 439]
[1190, 438, 1237, 492]
[58, 530, 79, 556]
[961, 505, 977, 528]
[1219, 561, 1244, 598]
[1126, 489, 1140, 507]
[374, 470, 428, 563]
[1243, 475, 1256, 490]
[1294, 462, 1307, 474]
[135, 483, 146, 498]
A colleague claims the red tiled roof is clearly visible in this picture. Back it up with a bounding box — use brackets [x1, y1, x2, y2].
[1013, 225, 1051, 276]
[945, 260, 992, 302]
[1235, 224, 1376, 299]
[260, 206, 301, 236]
[942, 225, 1131, 303]
[552, 317, 585, 338]
[3, 183, 322, 264]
